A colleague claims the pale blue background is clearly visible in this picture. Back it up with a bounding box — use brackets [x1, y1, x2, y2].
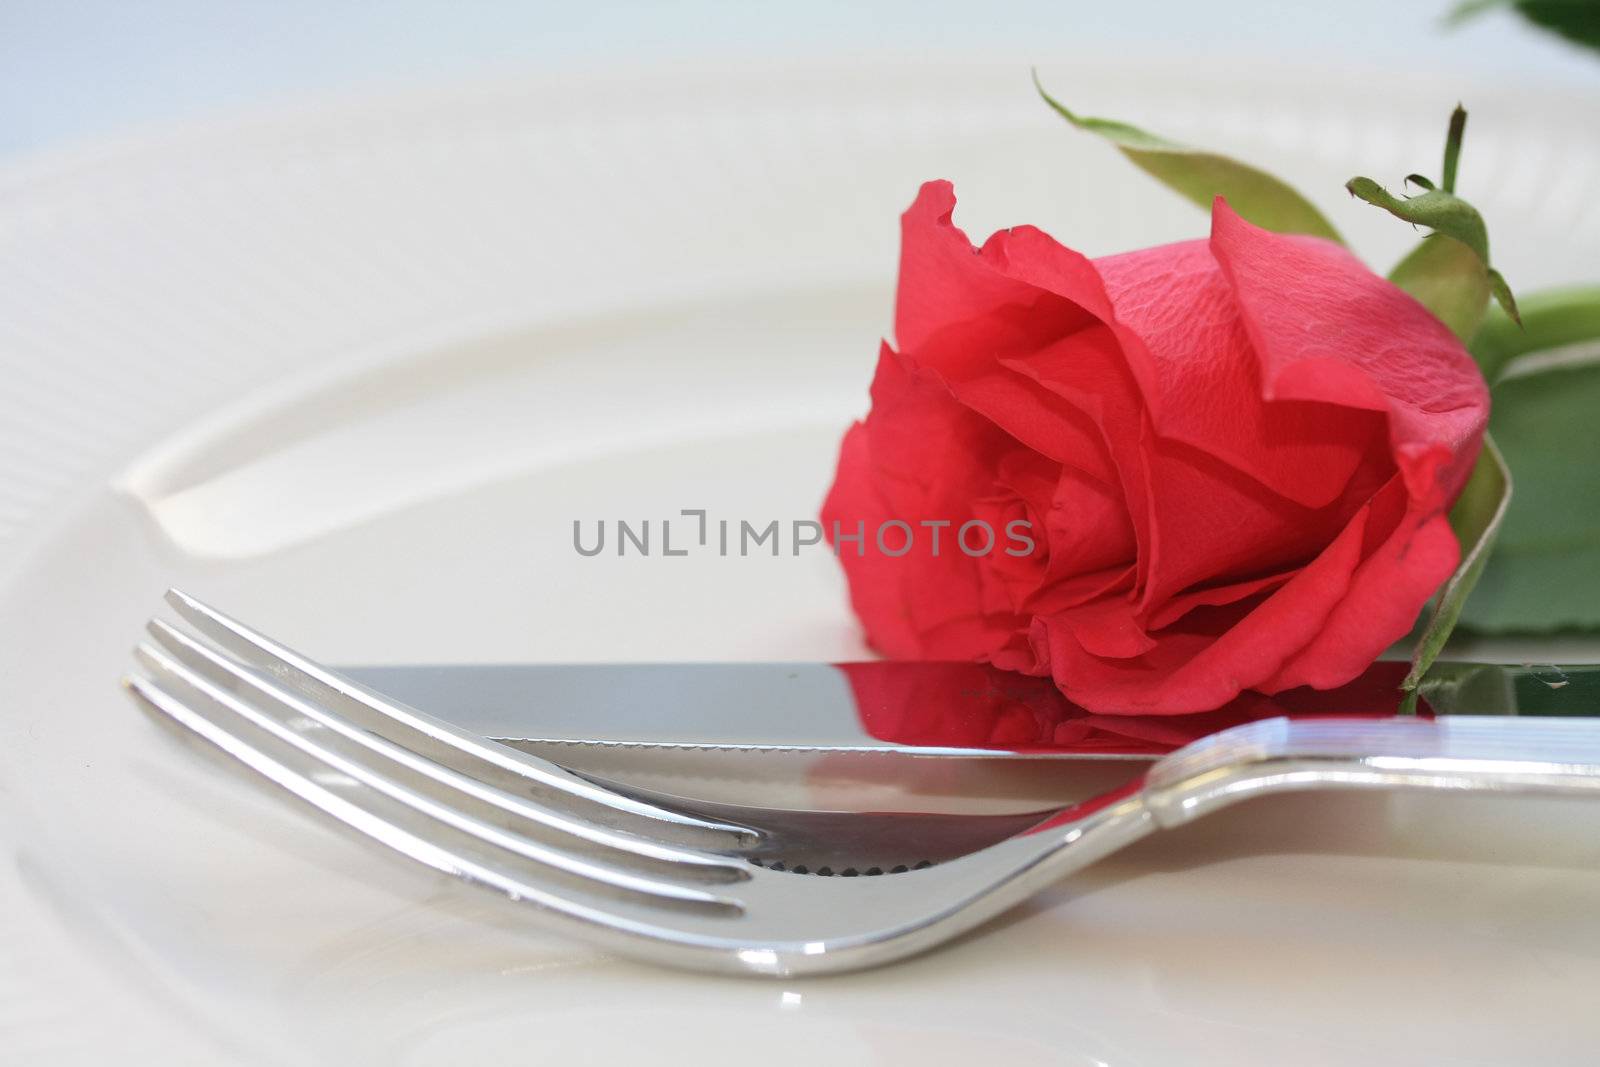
[3, 0, 1598, 161]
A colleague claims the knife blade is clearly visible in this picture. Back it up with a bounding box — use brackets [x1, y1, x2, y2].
[336, 658, 1596, 813]
[341, 658, 1597, 759]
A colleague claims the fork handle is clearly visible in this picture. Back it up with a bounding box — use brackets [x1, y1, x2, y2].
[1142, 716, 1600, 828]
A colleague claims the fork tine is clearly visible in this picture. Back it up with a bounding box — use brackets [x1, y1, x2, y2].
[162, 588, 757, 850]
[129, 646, 744, 911]
[143, 620, 750, 881]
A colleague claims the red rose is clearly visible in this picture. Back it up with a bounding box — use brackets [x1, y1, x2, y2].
[821, 181, 1489, 714]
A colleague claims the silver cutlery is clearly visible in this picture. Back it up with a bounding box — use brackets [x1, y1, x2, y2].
[124, 589, 1600, 976]
[343, 658, 1600, 762]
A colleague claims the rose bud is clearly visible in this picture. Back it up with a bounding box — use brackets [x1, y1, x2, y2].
[821, 181, 1489, 714]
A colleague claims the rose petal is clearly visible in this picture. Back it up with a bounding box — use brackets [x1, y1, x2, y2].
[1094, 238, 1391, 511]
[1207, 198, 1489, 509]
[1042, 495, 1374, 712]
[1145, 565, 1297, 631]
[822, 343, 1031, 660]
[1262, 475, 1460, 691]
[895, 181, 1065, 354]
[1136, 435, 1364, 611]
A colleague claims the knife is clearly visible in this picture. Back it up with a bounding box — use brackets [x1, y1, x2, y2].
[340, 658, 1595, 767]
[333, 659, 1596, 814]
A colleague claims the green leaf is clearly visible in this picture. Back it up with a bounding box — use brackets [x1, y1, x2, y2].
[1401, 435, 1512, 711]
[1389, 235, 1491, 342]
[1449, 1, 1600, 57]
[1346, 176, 1519, 324]
[1033, 72, 1344, 243]
[1515, 1, 1600, 54]
[1461, 346, 1600, 631]
[1472, 284, 1600, 382]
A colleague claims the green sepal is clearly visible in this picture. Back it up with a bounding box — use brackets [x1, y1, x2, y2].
[1389, 235, 1490, 342]
[1033, 72, 1344, 243]
[1346, 177, 1488, 260]
[1345, 176, 1520, 323]
[1401, 435, 1512, 713]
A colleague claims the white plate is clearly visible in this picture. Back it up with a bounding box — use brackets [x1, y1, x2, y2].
[4, 61, 1600, 1065]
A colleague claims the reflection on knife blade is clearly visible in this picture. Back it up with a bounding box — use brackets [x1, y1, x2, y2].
[340, 658, 1598, 760]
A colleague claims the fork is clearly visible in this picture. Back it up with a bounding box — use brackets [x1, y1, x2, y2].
[124, 590, 1600, 977]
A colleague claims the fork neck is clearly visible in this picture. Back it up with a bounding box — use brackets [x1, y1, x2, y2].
[1141, 716, 1600, 829]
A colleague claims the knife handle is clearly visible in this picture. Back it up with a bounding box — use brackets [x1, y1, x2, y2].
[1142, 715, 1600, 827]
